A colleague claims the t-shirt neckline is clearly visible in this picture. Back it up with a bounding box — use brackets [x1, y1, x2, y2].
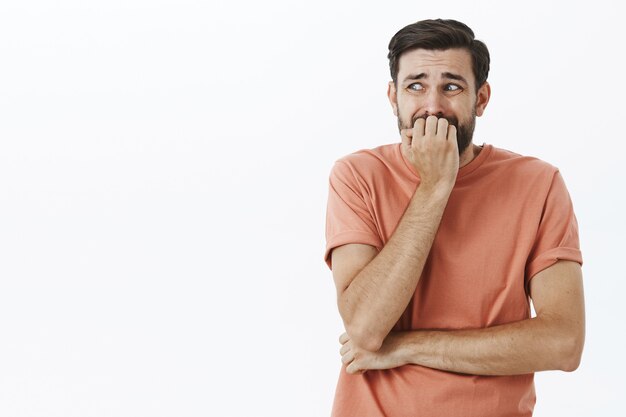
[398, 142, 492, 180]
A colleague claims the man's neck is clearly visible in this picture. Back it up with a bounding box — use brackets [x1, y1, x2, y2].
[459, 143, 482, 168]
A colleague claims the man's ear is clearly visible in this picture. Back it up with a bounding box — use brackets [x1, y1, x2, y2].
[387, 81, 398, 117]
[475, 81, 491, 117]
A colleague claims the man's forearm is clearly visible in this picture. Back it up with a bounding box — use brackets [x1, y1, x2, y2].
[395, 315, 582, 375]
[340, 183, 452, 351]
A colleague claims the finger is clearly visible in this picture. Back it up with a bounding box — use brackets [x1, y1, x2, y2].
[346, 361, 364, 375]
[447, 125, 458, 150]
[424, 115, 438, 137]
[412, 117, 426, 139]
[436, 118, 449, 140]
[340, 343, 350, 356]
[346, 362, 355, 374]
[339, 332, 350, 344]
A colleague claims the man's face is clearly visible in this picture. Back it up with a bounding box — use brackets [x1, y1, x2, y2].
[388, 48, 488, 155]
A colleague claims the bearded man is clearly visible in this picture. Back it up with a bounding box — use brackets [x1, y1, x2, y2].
[323, 19, 585, 417]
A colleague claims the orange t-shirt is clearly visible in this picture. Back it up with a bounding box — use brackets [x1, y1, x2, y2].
[323, 142, 583, 417]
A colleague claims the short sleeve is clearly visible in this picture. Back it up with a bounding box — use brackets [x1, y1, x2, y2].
[525, 170, 583, 284]
[324, 161, 383, 270]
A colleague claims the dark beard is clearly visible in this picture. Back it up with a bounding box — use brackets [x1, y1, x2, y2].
[397, 110, 476, 156]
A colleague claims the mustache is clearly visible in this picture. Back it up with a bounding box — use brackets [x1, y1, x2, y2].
[411, 113, 459, 128]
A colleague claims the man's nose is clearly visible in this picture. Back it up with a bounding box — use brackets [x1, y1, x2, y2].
[421, 90, 445, 116]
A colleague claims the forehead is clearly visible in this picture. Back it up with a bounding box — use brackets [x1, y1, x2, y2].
[397, 48, 473, 84]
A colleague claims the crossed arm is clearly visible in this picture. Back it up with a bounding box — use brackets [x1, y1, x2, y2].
[335, 258, 585, 376]
[331, 188, 585, 376]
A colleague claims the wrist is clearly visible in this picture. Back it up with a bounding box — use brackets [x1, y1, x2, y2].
[416, 180, 455, 201]
[395, 331, 419, 366]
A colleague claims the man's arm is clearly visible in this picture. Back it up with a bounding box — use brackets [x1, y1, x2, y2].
[332, 117, 459, 352]
[340, 260, 585, 375]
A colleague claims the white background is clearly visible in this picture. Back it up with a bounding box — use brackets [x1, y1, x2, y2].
[0, 0, 624, 416]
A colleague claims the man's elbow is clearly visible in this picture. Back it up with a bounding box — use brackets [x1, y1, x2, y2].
[354, 329, 384, 352]
[344, 321, 385, 352]
[558, 332, 585, 372]
[339, 301, 385, 352]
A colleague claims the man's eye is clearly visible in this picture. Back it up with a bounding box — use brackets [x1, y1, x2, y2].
[444, 84, 462, 91]
[408, 83, 423, 91]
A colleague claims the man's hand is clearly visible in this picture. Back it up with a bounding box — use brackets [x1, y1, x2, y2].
[339, 331, 408, 374]
[401, 115, 459, 191]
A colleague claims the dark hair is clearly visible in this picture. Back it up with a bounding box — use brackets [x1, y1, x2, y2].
[387, 19, 490, 91]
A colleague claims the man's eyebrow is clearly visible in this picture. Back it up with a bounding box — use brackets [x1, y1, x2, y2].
[442, 72, 468, 84]
[403, 73, 427, 83]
